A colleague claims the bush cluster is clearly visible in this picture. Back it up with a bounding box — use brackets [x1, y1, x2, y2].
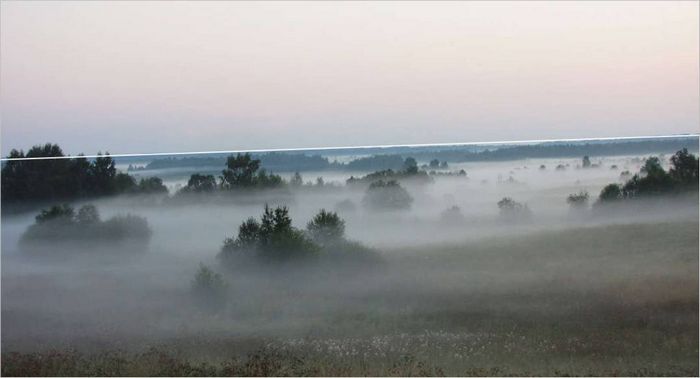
[218, 206, 380, 268]
[597, 149, 698, 203]
[20, 204, 151, 245]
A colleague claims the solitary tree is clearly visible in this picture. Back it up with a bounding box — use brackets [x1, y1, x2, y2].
[669, 148, 699, 187]
[221, 153, 261, 188]
[306, 209, 345, 245]
[290, 172, 303, 187]
[403, 157, 419, 174]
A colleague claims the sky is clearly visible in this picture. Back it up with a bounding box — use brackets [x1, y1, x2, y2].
[1, 1, 698, 156]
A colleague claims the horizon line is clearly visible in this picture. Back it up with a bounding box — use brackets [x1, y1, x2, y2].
[1, 133, 698, 162]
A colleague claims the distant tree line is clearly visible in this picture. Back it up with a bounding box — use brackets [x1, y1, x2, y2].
[141, 152, 339, 172]
[126, 138, 699, 175]
[409, 138, 699, 163]
[346, 157, 432, 186]
[177, 153, 286, 194]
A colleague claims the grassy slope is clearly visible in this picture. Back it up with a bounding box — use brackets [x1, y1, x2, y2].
[2, 220, 698, 376]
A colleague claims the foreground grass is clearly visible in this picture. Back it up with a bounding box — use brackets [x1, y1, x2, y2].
[3, 220, 697, 376]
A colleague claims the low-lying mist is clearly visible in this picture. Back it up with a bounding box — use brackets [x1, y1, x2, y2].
[2, 154, 698, 375]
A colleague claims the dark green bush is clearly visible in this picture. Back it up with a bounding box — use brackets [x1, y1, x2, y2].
[219, 207, 380, 268]
[219, 205, 318, 266]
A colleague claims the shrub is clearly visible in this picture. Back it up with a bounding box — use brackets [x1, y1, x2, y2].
[100, 215, 152, 241]
[362, 180, 413, 210]
[21, 204, 151, 246]
[566, 191, 589, 209]
[191, 263, 228, 312]
[219, 207, 381, 268]
[219, 205, 318, 266]
[497, 197, 532, 221]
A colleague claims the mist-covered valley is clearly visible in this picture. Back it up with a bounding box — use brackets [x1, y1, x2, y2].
[2, 147, 698, 376]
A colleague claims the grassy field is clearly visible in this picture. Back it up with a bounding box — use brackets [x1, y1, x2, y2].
[2, 220, 698, 376]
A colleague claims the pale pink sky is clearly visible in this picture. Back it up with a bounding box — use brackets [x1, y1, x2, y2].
[1, 1, 698, 155]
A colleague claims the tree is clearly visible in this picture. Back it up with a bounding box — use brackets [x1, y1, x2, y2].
[113, 173, 137, 193]
[137, 177, 168, 194]
[219, 153, 284, 189]
[306, 209, 345, 245]
[221, 153, 260, 188]
[598, 184, 622, 202]
[429, 159, 440, 168]
[184, 174, 217, 192]
[89, 153, 117, 195]
[290, 172, 303, 187]
[403, 157, 418, 174]
[362, 180, 413, 210]
[669, 148, 699, 187]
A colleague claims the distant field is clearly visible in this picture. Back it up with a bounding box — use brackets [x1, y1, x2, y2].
[3, 220, 697, 376]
